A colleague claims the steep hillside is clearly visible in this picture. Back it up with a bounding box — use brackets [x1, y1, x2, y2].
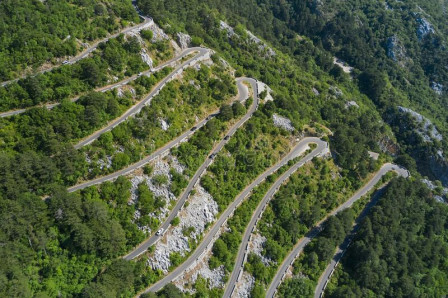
[0, 0, 140, 80]
[137, 0, 448, 185]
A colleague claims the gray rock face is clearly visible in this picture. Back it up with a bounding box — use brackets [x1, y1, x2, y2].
[246, 30, 276, 57]
[397, 106, 443, 142]
[345, 101, 359, 109]
[421, 178, 448, 203]
[431, 81, 444, 95]
[386, 35, 406, 63]
[176, 32, 191, 50]
[219, 21, 236, 38]
[329, 86, 343, 98]
[416, 17, 435, 40]
[273, 114, 295, 132]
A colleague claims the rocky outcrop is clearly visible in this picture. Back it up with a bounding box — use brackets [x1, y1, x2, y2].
[246, 30, 276, 57]
[431, 81, 444, 95]
[386, 35, 407, 64]
[345, 101, 359, 109]
[146, 186, 218, 272]
[416, 17, 435, 40]
[329, 86, 343, 98]
[397, 106, 443, 142]
[219, 21, 237, 38]
[176, 32, 191, 50]
[273, 114, 295, 132]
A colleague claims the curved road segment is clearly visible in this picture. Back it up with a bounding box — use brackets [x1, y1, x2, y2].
[74, 47, 210, 148]
[0, 17, 154, 88]
[0, 47, 206, 118]
[314, 186, 389, 298]
[223, 139, 328, 297]
[67, 75, 245, 192]
[123, 77, 257, 260]
[265, 163, 409, 298]
[141, 137, 329, 295]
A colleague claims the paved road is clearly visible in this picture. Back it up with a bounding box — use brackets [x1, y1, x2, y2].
[73, 47, 209, 148]
[140, 137, 329, 295]
[265, 163, 409, 298]
[123, 77, 257, 260]
[314, 186, 389, 298]
[0, 17, 153, 88]
[0, 47, 203, 118]
[223, 140, 328, 297]
[67, 75, 245, 192]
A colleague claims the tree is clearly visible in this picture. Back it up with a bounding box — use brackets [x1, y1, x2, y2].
[152, 174, 168, 186]
[171, 217, 180, 226]
[358, 69, 386, 102]
[232, 101, 246, 117]
[137, 182, 155, 214]
[141, 29, 154, 41]
[191, 36, 204, 46]
[157, 284, 184, 298]
[279, 277, 314, 298]
[112, 153, 131, 170]
[218, 104, 233, 121]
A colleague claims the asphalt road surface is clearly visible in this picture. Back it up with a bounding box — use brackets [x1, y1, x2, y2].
[0, 47, 204, 118]
[0, 17, 153, 88]
[140, 137, 329, 295]
[265, 163, 409, 298]
[123, 77, 257, 260]
[223, 139, 328, 297]
[67, 75, 248, 192]
[314, 186, 389, 298]
[74, 47, 209, 148]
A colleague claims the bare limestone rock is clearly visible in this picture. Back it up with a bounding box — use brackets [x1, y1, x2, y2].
[177, 32, 191, 50]
[273, 114, 295, 132]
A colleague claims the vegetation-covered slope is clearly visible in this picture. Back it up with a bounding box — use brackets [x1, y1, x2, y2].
[0, 0, 447, 297]
[0, 0, 140, 80]
[138, 0, 448, 185]
[327, 178, 448, 297]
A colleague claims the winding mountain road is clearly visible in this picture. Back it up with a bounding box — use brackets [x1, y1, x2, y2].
[123, 78, 257, 260]
[141, 137, 329, 295]
[74, 47, 210, 148]
[0, 17, 154, 88]
[223, 139, 328, 297]
[0, 47, 205, 119]
[68, 66, 250, 193]
[314, 186, 389, 298]
[265, 163, 409, 298]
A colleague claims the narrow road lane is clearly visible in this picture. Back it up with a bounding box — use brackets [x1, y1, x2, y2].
[140, 137, 328, 295]
[0, 17, 153, 88]
[314, 186, 389, 298]
[0, 47, 203, 118]
[265, 164, 409, 298]
[123, 77, 257, 260]
[74, 47, 209, 148]
[223, 140, 328, 297]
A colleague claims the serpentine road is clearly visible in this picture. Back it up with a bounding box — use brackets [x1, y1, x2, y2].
[0, 17, 155, 88]
[74, 47, 210, 148]
[123, 77, 257, 260]
[141, 137, 329, 295]
[314, 186, 389, 298]
[223, 139, 328, 297]
[265, 163, 409, 298]
[0, 47, 206, 118]
[68, 73, 248, 193]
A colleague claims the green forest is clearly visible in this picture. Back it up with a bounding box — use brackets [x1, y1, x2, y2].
[0, 0, 140, 80]
[137, 0, 448, 184]
[1, 0, 447, 297]
[327, 178, 448, 297]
